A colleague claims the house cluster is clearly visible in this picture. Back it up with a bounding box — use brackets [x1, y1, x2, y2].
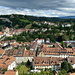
[32, 57, 75, 70]
[40, 21, 71, 27]
[62, 23, 71, 27]
[0, 56, 16, 70]
[25, 29, 39, 33]
[41, 21, 54, 25]
[0, 27, 39, 38]
[0, 37, 75, 74]
[31, 42, 75, 71]
[0, 22, 72, 39]
[4, 47, 36, 63]
[37, 44, 75, 58]
[0, 27, 25, 37]
[0, 54, 18, 75]
[0, 40, 20, 50]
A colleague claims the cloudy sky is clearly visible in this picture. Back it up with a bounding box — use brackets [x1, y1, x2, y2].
[0, 0, 75, 17]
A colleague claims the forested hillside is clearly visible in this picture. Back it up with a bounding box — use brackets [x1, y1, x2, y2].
[0, 14, 75, 28]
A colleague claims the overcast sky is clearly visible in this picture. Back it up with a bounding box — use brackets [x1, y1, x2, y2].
[0, 0, 75, 17]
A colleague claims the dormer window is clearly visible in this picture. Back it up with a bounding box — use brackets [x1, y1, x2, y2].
[18, 52, 22, 54]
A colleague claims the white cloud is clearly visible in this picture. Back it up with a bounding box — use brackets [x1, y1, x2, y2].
[0, 6, 75, 17]
[58, 7, 75, 11]
[0, 0, 75, 17]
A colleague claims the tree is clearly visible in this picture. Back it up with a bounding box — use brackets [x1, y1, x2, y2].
[61, 61, 69, 71]
[61, 61, 73, 72]
[56, 36, 63, 42]
[26, 60, 31, 66]
[21, 61, 25, 65]
[68, 45, 72, 48]
[72, 23, 75, 32]
[68, 63, 73, 71]
[0, 27, 2, 31]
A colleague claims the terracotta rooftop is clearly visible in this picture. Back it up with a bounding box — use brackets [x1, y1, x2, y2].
[30, 42, 37, 50]
[34, 57, 75, 66]
[0, 49, 5, 55]
[0, 32, 3, 35]
[5, 70, 18, 75]
[42, 47, 61, 55]
[39, 44, 75, 56]
[34, 57, 64, 66]
[0, 56, 16, 69]
[68, 73, 75, 75]
[14, 29, 25, 32]
[67, 57, 75, 64]
[23, 42, 30, 45]
[23, 50, 35, 57]
[12, 42, 19, 46]
[5, 47, 25, 57]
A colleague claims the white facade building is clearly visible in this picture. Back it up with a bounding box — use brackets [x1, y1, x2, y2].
[15, 56, 34, 63]
[35, 39, 44, 45]
[8, 61, 16, 70]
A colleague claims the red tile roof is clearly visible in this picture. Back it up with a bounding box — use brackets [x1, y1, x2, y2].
[0, 49, 5, 55]
[13, 42, 19, 46]
[5, 70, 18, 75]
[0, 56, 16, 69]
[0, 32, 3, 35]
[23, 50, 35, 57]
[34, 57, 63, 66]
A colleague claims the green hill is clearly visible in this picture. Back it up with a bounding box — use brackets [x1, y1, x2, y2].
[0, 14, 75, 29]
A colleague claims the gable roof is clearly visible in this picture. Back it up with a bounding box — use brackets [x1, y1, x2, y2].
[23, 50, 35, 57]
[0, 49, 5, 55]
[34, 57, 64, 66]
[0, 56, 16, 69]
[5, 70, 18, 75]
[0, 32, 3, 35]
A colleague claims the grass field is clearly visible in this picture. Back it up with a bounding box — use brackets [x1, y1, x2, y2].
[16, 65, 30, 75]
[20, 19, 30, 23]
[25, 24, 32, 29]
